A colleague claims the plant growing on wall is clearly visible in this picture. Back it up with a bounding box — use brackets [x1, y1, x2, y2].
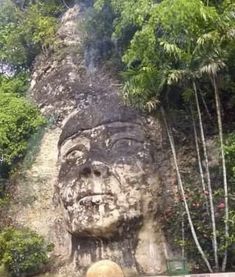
[0, 228, 53, 277]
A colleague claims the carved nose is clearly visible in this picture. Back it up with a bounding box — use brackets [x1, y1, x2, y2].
[80, 165, 92, 177]
[80, 161, 109, 178]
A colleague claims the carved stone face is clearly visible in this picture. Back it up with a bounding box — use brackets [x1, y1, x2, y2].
[57, 93, 160, 238]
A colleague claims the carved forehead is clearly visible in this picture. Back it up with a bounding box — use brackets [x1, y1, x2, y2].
[58, 96, 147, 147]
[59, 121, 147, 149]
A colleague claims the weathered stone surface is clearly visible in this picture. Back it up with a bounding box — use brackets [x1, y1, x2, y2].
[86, 260, 124, 277]
[8, 128, 72, 271]
[29, 4, 176, 277]
[55, 79, 169, 275]
[30, 5, 83, 122]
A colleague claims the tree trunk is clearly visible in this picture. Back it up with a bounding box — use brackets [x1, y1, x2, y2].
[191, 105, 210, 216]
[199, 89, 213, 121]
[161, 106, 213, 273]
[193, 81, 219, 271]
[212, 76, 229, 271]
[191, 106, 206, 192]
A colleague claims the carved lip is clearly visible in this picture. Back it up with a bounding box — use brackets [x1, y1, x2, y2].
[78, 193, 114, 205]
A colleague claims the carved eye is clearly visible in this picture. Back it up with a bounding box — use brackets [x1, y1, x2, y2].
[66, 149, 86, 165]
[111, 138, 143, 150]
[111, 139, 131, 149]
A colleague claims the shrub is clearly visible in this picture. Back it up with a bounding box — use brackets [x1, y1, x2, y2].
[0, 228, 53, 277]
[0, 73, 29, 95]
[0, 92, 45, 171]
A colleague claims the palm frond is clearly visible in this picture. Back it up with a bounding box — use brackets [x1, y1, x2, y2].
[199, 60, 226, 76]
[145, 97, 160, 112]
[197, 31, 219, 47]
[159, 40, 182, 59]
[167, 69, 188, 85]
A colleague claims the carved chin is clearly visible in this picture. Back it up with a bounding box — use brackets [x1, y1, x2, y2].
[70, 214, 122, 237]
[64, 200, 143, 237]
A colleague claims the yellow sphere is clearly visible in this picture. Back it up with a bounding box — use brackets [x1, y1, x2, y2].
[86, 260, 124, 277]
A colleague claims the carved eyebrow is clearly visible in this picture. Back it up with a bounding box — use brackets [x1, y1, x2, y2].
[60, 132, 90, 147]
[109, 136, 144, 148]
[64, 144, 88, 156]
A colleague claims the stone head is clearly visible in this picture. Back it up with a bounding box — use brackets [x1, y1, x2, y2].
[56, 89, 162, 238]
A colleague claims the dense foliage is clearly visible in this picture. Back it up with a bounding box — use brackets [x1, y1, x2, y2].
[0, 228, 53, 277]
[0, 91, 45, 170]
[0, 74, 45, 183]
[164, 128, 235, 271]
[0, 0, 61, 177]
[0, 0, 64, 70]
[93, 0, 235, 108]
[0, 74, 29, 95]
[164, 178, 235, 271]
[0, 2, 60, 277]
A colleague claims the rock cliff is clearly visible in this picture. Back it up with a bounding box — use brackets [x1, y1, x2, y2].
[11, 5, 178, 277]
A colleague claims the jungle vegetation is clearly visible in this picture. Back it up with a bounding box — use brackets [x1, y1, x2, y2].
[0, 0, 234, 275]
[0, 0, 67, 179]
[0, 1, 63, 276]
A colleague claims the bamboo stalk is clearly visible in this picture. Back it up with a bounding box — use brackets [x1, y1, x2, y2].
[193, 81, 219, 271]
[161, 107, 213, 273]
[212, 76, 229, 271]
